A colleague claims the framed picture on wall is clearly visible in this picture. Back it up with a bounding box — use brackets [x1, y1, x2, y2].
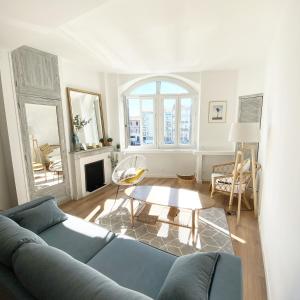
[208, 101, 227, 123]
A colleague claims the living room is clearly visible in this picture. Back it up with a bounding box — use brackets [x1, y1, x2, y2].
[0, 1, 299, 300]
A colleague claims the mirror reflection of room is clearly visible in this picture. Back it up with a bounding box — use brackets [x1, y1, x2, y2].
[69, 90, 103, 147]
[25, 104, 64, 189]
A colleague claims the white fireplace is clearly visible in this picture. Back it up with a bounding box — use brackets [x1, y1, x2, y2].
[70, 147, 113, 200]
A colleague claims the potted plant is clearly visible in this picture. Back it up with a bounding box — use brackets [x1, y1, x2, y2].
[107, 137, 113, 146]
[72, 114, 91, 151]
[99, 138, 105, 147]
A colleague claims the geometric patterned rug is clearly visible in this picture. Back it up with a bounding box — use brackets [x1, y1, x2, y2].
[95, 198, 234, 256]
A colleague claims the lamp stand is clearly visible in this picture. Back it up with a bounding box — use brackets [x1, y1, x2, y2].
[250, 146, 258, 217]
[229, 145, 259, 224]
[229, 149, 244, 224]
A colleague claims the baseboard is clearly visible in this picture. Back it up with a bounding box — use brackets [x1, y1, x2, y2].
[145, 173, 177, 178]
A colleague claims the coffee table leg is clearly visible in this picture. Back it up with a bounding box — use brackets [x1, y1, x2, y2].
[192, 210, 195, 243]
[130, 197, 135, 227]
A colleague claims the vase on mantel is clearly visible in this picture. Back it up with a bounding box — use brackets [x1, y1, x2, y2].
[72, 132, 81, 152]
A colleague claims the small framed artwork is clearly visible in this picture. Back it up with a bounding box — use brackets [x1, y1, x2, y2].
[208, 101, 227, 123]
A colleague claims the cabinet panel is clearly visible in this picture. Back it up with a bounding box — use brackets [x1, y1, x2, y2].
[12, 46, 61, 99]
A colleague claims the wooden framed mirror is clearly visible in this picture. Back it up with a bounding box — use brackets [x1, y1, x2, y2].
[66, 88, 106, 150]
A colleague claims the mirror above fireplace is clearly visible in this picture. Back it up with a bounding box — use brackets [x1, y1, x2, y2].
[67, 88, 106, 150]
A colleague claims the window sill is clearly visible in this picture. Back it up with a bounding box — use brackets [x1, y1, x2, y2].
[122, 148, 197, 154]
[122, 148, 235, 156]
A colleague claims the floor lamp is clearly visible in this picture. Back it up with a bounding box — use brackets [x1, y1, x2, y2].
[228, 122, 260, 223]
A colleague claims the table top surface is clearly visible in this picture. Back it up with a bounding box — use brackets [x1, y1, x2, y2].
[125, 185, 214, 210]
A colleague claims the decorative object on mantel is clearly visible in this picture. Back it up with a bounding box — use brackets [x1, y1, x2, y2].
[228, 122, 261, 223]
[72, 114, 91, 151]
[208, 101, 227, 123]
[67, 87, 106, 152]
[107, 137, 113, 146]
[99, 137, 113, 147]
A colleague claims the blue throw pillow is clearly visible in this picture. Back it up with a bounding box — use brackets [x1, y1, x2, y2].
[0, 215, 47, 267]
[157, 252, 220, 300]
[12, 199, 68, 234]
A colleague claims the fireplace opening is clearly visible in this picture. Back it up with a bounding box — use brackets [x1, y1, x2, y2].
[85, 160, 105, 192]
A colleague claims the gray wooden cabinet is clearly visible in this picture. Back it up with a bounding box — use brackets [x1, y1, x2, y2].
[12, 46, 61, 99]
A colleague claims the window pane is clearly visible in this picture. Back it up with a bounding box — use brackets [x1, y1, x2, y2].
[180, 98, 192, 144]
[163, 98, 176, 144]
[128, 99, 141, 146]
[130, 81, 156, 95]
[141, 99, 154, 145]
[160, 81, 189, 94]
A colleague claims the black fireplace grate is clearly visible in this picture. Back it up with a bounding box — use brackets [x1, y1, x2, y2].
[85, 160, 105, 192]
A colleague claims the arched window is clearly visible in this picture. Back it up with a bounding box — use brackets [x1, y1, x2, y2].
[124, 77, 197, 148]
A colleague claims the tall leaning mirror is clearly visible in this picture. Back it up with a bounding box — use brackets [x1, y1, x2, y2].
[18, 96, 70, 201]
[66, 88, 106, 151]
[25, 103, 64, 189]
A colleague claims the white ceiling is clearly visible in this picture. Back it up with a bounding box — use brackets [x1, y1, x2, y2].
[0, 0, 281, 73]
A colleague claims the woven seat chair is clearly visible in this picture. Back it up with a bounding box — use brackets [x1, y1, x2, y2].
[112, 155, 147, 199]
[210, 159, 261, 223]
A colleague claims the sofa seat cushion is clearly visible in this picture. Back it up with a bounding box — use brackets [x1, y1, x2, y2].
[12, 243, 152, 300]
[12, 199, 68, 234]
[0, 215, 47, 267]
[39, 215, 115, 263]
[87, 235, 176, 299]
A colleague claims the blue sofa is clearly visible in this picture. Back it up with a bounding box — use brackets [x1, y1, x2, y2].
[0, 196, 242, 300]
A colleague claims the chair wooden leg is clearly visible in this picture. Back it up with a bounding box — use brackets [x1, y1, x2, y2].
[115, 185, 120, 200]
[237, 190, 242, 225]
[242, 193, 251, 210]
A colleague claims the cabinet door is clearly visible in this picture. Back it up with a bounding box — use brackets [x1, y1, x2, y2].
[12, 46, 61, 99]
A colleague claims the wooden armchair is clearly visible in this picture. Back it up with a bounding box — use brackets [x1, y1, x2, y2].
[210, 158, 262, 223]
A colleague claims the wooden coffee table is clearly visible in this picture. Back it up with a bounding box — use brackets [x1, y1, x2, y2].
[125, 185, 215, 242]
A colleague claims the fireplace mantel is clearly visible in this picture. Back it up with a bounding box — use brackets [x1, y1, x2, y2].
[69, 146, 113, 200]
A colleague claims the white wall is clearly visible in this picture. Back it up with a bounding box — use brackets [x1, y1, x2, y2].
[199, 70, 238, 150]
[237, 65, 265, 97]
[0, 51, 29, 205]
[259, 1, 300, 299]
[59, 60, 106, 199]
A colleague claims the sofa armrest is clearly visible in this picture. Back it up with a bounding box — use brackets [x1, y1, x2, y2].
[209, 253, 242, 300]
[0, 196, 56, 218]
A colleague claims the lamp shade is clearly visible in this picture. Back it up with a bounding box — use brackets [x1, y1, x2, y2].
[228, 122, 260, 143]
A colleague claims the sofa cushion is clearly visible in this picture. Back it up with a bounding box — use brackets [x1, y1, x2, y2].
[0, 215, 47, 267]
[12, 199, 68, 234]
[0, 264, 34, 300]
[1, 196, 55, 218]
[156, 252, 220, 300]
[87, 235, 176, 298]
[39, 215, 115, 263]
[209, 253, 242, 300]
[12, 243, 152, 300]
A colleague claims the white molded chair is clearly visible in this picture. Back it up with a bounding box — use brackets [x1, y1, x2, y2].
[112, 155, 147, 199]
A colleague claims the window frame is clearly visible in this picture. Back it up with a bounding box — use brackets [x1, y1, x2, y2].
[123, 77, 197, 150]
[125, 96, 157, 149]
